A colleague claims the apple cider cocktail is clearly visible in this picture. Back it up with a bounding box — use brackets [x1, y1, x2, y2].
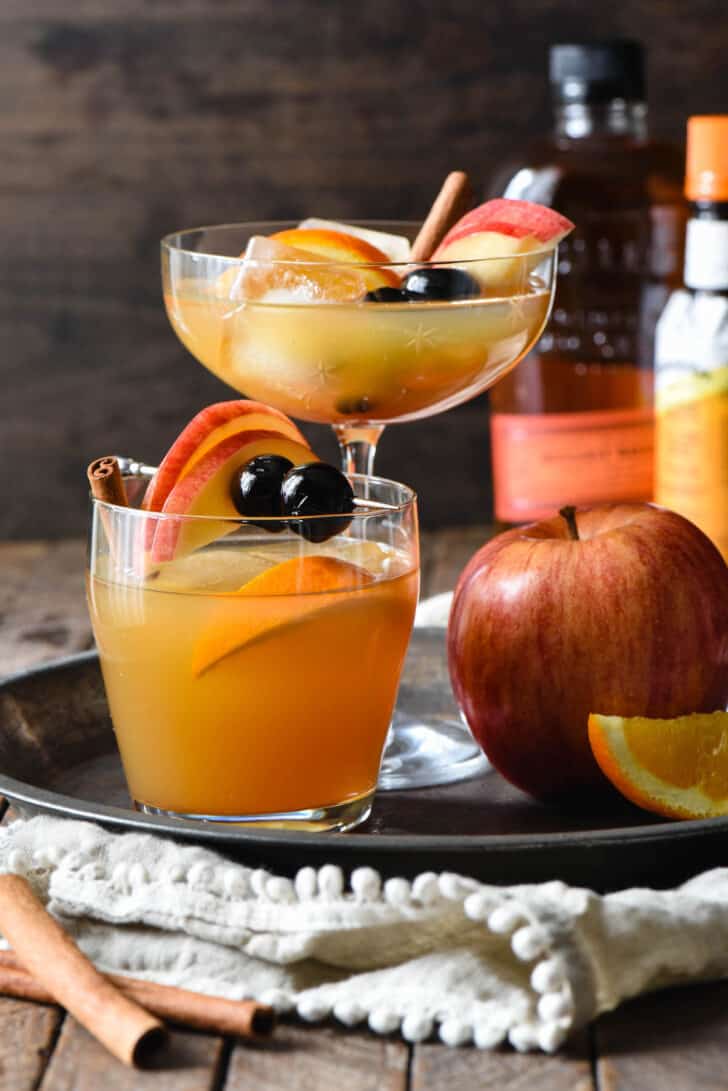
[87, 438, 418, 830]
[165, 258, 551, 425]
[162, 206, 568, 428]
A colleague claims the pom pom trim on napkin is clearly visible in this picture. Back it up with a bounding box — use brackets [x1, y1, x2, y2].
[6, 818, 728, 1052]
[0, 817, 583, 1051]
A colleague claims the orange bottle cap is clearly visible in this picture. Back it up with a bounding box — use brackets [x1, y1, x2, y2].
[685, 116, 728, 201]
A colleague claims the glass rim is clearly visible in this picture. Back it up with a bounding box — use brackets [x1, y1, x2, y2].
[90, 471, 417, 525]
[160, 220, 557, 267]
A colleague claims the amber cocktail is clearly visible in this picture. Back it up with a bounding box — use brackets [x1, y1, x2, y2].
[87, 474, 418, 830]
[163, 222, 553, 436]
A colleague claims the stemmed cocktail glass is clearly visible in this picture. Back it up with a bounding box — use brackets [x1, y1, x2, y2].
[161, 220, 558, 789]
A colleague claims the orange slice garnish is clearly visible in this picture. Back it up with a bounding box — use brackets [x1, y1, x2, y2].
[236, 555, 373, 595]
[588, 711, 728, 819]
[270, 228, 389, 262]
[192, 555, 374, 676]
[269, 228, 400, 290]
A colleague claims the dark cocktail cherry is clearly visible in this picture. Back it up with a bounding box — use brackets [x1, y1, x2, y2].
[361, 268, 481, 304]
[402, 266, 481, 301]
[362, 285, 410, 303]
[230, 454, 293, 531]
[281, 462, 355, 543]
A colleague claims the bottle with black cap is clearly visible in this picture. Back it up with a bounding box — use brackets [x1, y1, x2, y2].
[487, 40, 686, 527]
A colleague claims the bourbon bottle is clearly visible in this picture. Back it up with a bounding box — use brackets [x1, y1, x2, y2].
[488, 40, 686, 524]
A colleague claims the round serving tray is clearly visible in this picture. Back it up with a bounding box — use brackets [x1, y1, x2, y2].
[1, 649, 724, 893]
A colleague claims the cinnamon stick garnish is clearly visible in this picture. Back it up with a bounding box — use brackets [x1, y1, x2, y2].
[0, 951, 275, 1039]
[410, 171, 473, 262]
[87, 456, 129, 508]
[0, 875, 165, 1066]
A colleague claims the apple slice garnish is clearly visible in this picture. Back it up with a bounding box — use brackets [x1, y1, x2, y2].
[432, 198, 574, 292]
[435, 199, 574, 256]
[150, 430, 316, 564]
[297, 219, 411, 263]
[142, 400, 307, 515]
[192, 555, 374, 676]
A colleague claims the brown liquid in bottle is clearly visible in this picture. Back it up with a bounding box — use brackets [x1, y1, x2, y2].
[488, 44, 686, 525]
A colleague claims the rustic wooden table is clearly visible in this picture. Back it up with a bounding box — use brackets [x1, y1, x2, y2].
[2, 533, 728, 1090]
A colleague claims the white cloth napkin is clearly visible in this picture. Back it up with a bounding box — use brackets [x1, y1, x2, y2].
[3, 814, 728, 1053]
[414, 590, 453, 629]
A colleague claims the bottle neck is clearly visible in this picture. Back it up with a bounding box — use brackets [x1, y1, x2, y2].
[690, 201, 728, 222]
[553, 100, 648, 139]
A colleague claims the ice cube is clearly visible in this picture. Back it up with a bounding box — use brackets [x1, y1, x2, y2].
[238, 236, 370, 303]
[151, 545, 287, 594]
[298, 218, 412, 263]
[259, 284, 321, 305]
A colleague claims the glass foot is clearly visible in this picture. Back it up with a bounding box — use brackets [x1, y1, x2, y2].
[378, 625, 491, 791]
[378, 711, 490, 790]
[136, 792, 373, 832]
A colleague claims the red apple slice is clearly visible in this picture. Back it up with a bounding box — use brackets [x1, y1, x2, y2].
[436, 199, 574, 254]
[150, 430, 317, 563]
[142, 400, 308, 514]
[432, 198, 574, 293]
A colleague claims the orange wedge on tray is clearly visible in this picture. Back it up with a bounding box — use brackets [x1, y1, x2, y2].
[192, 555, 374, 676]
[588, 710, 728, 820]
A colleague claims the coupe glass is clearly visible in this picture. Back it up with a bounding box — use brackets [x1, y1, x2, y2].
[161, 221, 558, 789]
[87, 473, 418, 831]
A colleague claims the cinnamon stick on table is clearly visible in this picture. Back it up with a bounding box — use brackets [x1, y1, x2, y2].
[410, 170, 473, 262]
[0, 874, 165, 1067]
[0, 950, 276, 1040]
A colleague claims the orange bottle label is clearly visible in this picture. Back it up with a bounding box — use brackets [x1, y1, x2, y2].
[491, 408, 655, 523]
[656, 387, 728, 560]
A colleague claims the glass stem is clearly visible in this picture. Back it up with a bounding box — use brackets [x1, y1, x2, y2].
[332, 424, 385, 477]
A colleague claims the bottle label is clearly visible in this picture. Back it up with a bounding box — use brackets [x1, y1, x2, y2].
[655, 289, 728, 559]
[684, 219, 728, 291]
[491, 408, 655, 523]
[655, 378, 728, 559]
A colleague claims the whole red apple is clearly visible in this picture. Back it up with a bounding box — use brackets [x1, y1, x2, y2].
[447, 504, 728, 801]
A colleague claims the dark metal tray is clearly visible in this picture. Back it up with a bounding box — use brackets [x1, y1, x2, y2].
[1, 648, 725, 893]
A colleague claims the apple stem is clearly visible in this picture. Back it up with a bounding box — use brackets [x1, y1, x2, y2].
[560, 505, 580, 540]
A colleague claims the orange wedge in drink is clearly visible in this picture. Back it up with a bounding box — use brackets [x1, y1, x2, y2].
[192, 555, 374, 676]
[588, 711, 728, 819]
[269, 228, 401, 292]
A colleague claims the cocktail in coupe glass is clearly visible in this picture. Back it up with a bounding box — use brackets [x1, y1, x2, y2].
[87, 474, 418, 830]
[161, 217, 560, 789]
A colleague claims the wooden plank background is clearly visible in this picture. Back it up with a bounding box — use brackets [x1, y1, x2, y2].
[1, 0, 725, 538]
